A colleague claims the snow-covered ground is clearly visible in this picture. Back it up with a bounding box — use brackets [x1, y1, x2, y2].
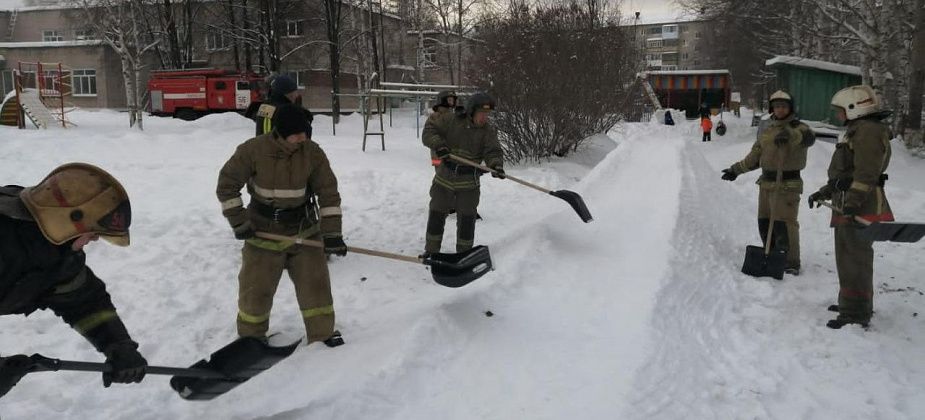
[1, 107, 923, 419]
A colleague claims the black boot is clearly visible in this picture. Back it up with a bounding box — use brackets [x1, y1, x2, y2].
[323, 330, 344, 347]
[826, 319, 868, 329]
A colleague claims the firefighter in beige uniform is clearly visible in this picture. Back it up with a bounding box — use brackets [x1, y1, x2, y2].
[808, 85, 893, 329]
[721, 90, 815, 275]
[422, 92, 504, 254]
[217, 104, 346, 346]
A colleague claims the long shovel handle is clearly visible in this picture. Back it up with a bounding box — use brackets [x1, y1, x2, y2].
[816, 201, 873, 226]
[448, 154, 553, 194]
[28, 354, 228, 379]
[763, 152, 786, 256]
[254, 232, 423, 264]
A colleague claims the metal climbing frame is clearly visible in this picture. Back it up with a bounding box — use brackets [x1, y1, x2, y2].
[330, 81, 475, 151]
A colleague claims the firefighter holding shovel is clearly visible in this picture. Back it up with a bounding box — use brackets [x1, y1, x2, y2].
[721, 90, 816, 276]
[808, 85, 894, 329]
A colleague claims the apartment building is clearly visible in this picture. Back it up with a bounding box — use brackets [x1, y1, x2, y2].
[631, 19, 717, 71]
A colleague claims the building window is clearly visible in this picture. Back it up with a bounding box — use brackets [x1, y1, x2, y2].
[74, 29, 95, 40]
[647, 27, 662, 35]
[682, 53, 689, 60]
[664, 38, 678, 47]
[72, 69, 97, 96]
[285, 20, 304, 37]
[281, 71, 306, 89]
[646, 39, 663, 48]
[695, 31, 702, 39]
[693, 60, 701, 66]
[421, 46, 439, 68]
[206, 32, 229, 51]
[694, 45, 701, 52]
[42, 30, 64, 42]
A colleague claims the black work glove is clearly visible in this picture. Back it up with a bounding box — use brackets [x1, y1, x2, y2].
[774, 129, 790, 146]
[721, 168, 738, 181]
[323, 235, 348, 256]
[434, 145, 451, 159]
[0, 354, 33, 398]
[102, 342, 147, 387]
[233, 222, 255, 240]
[807, 187, 833, 209]
[491, 166, 506, 179]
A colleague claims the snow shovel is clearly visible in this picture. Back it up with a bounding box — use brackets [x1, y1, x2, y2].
[448, 154, 593, 223]
[255, 232, 492, 288]
[22, 336, 299, 401]
[817, 201, 925, 243]
[169, 335, 301, 400]
[741, 156, 787, 280]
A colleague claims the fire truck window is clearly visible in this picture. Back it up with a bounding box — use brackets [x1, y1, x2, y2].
[237, 81, 250, 90]
[215, 81, 227, 90]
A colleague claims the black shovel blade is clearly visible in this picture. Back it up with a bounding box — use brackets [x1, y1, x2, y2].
[423, 245, 493, 288]
[170, 336, 301, 401]
[549, 190, 593, 223]
[741, 245, 787, 280]
[858, 222, 925, 243]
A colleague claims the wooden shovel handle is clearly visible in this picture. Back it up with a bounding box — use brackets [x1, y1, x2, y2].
[254, 232, 423, 264]
[816, 202, 873, 226]
[448, 154, 552, 194]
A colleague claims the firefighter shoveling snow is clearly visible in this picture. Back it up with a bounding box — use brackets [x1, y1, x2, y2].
[1, 108, 924, 419]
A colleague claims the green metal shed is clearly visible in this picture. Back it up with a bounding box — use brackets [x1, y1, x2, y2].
[765, 55, 862, 123]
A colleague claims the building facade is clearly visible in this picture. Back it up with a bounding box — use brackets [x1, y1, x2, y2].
[0, 2, 476, 112]
[630, 19, 717, 71]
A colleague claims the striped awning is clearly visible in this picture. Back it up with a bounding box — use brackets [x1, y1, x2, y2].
[651, 74, 729, 90]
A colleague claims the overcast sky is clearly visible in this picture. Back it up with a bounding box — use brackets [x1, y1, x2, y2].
[621, 0, 688, 23]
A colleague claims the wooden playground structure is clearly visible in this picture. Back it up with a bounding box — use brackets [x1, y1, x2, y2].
[0, 61, 73, 129]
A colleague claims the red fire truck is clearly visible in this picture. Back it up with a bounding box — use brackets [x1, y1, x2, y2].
[148, 68, 265, 120]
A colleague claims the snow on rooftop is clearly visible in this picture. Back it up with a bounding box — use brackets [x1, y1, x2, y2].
[643, 70, 730, 76]
[765, 55, 862, 76]
[0, 40, 103, 48]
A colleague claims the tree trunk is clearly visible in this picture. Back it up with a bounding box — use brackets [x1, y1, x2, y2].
[906, 0, 925, 146]
[324, 0, 343, 123]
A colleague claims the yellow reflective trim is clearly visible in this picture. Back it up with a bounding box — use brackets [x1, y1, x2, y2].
[237, 310, 270, 324]
[74, 310, 118, 334]
[221, 197, 244, 211]
[434, 176, 478, 191]
[53, 268, 88, 295]
[245, 224, 320, 251]
[319, 206, 342, 217]
[263, 116, 272, 134]
[301, 305, 334, 318]
[850, 181, 873, 192]
[251, 183, 306, 199]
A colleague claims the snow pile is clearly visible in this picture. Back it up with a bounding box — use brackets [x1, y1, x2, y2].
[1, 108, 923, 419]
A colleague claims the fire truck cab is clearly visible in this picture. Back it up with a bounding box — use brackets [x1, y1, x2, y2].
[148, 68, 264, 121]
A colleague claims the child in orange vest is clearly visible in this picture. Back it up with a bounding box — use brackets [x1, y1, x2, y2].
[701, 116, 713, 142]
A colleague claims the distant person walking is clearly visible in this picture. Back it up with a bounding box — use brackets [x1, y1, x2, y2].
[701, 116, 713, 142]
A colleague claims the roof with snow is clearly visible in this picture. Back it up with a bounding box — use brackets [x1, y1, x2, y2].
[642, 70, 730, 76]
[0, 40, 103, 48]
[765, 55, 862, 76]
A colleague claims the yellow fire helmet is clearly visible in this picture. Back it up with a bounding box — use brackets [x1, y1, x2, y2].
[19, 163, 131, 246]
